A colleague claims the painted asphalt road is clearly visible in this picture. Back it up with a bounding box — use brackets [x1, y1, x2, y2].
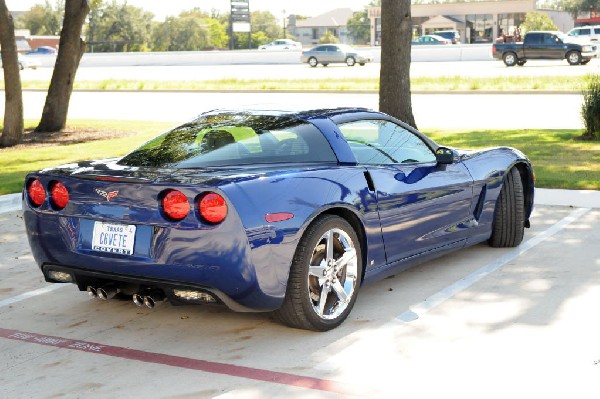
[1, 204, 598, 398]
[18, 59, 600, 82]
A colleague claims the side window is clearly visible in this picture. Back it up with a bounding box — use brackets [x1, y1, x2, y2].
[526, 33, 541, 44]
[594, 28, 600, 34]
[338, 120, 436, 165]
[580, 29, 591, 35]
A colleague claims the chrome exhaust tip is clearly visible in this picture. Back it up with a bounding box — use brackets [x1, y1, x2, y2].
[97, 285, 118, 300]
[133, 293, 145, 307]
[86, 286, 98, 298]
[143, 292, 165, 309]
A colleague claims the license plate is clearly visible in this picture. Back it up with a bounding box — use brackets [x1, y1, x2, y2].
[92, 222, 136, 255]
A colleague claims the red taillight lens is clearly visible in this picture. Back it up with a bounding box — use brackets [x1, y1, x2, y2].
[50, 182, 69, 209]
[162, 190, 190, 221]
[199, 193, 227, 224]
[28, 179, 46, 207]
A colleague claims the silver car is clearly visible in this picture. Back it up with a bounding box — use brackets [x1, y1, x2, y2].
[300, 44, 373, 67]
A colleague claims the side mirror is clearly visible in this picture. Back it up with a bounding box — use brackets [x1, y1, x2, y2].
[435, 147, 455, 165]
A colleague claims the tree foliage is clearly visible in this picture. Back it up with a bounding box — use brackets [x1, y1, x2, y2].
[521, 11, 559, 33]
[581, 74, 600, 138]
[16, 1, 63, 35]
[347, 10, 370, 45]
[319, 31, 340, 44]
[87, 1, 153, 52]
[557, 0, 600, 19]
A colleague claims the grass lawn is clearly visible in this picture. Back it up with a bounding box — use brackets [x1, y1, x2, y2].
[0, 121, 598, 194]
[4, 74, 591, 92]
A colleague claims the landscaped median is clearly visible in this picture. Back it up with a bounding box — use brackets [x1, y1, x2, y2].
[0, 75, 593, 92]
[0, 120, 598, 195]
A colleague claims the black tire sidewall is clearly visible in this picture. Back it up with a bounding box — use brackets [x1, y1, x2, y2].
[279, 215, 363, 331]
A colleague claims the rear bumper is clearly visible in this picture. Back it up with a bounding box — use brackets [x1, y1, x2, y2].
[23, 205, 285, 312]
[42, 263, 264, 312]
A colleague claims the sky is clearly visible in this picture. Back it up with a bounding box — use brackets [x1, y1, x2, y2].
[7, 0, 371, 20]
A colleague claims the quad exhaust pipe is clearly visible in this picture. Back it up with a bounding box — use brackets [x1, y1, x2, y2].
[133, 291, 165, 309]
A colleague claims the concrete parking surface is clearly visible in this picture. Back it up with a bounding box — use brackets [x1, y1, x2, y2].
[1, 196, 598, 398]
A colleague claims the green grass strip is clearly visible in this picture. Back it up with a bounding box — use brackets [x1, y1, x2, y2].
[2, 75, 589, 92]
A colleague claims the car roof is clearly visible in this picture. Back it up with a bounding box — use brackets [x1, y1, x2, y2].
[200, 107, 374, 120]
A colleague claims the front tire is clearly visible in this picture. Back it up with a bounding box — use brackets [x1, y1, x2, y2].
[567, 51, 582, 65]
[308, 57, 318, 67]
[346, 56, 356, 66]
[489, 167, 525, 248]
[503, 52, 517, 67]
[274, 215, 363, 331]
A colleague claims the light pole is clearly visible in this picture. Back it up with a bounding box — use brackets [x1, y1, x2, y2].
[283, 9, 286, 39]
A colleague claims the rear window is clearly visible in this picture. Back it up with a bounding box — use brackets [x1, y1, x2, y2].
[119, 113, 337, 168]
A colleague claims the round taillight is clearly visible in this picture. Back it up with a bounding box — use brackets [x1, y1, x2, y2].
[199, 193, 227, 224]
[28, 179, 46, 207]
[50, 182, 69, 209]
[162, 190, 190, 221]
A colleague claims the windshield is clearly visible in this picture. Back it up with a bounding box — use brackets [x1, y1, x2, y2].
[118, 113, 337, 168]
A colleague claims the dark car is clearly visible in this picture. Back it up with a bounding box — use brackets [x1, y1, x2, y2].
[26, 46, 57, 55]
[493, 31, 597, 66]
[23, 108, 534, 331]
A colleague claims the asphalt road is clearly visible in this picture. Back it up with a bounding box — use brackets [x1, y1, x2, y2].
[14, 90, 585, 130]
[18, 59, 600, 81]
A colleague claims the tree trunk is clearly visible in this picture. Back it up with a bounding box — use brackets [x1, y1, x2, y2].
[379, 0, 417, 129]
[0, 0, 24, 147]
[36, 0, 90, 133]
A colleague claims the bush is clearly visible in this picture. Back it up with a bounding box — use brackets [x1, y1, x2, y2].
[318, 31, 339, 44]
[581, 74, 600, 138]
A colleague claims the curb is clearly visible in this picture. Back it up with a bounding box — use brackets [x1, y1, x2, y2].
[1, 189, 598, 216]
[0, 193, 21, 215]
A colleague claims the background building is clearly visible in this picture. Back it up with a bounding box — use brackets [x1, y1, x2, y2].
[288, 8, 354, 46]
[368, 0, 573, 45]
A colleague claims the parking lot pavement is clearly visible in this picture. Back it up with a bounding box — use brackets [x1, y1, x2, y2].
[0, 198, 598, 398]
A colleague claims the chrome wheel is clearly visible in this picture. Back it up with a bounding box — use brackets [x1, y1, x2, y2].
[273, 215, 363, 331]
[308, 57, 318, 67]
[307, 228, 358, 320]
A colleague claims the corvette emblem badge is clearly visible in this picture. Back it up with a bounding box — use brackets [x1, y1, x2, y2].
[95, 189, 119, 202]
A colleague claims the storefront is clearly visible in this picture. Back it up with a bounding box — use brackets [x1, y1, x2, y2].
[368, 0, 572, 45]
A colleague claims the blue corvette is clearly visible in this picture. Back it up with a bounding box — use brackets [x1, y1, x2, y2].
[23, 108, 534, 331]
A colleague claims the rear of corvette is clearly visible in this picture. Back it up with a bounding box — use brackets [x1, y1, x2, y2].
[22, 165, 280, 310]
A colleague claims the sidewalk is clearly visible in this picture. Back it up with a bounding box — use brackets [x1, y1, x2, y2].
[2, 188, 598, 215]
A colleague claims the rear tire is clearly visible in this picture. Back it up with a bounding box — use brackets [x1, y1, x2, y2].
[489, 167, 525, 248]
[273, 215, 363, 331]
[346, 57, 356, 66]
[308, 57, 318, 67]
[503, 52, 517, 67]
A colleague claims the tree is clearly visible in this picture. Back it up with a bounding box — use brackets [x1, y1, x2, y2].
[379, 0, 417, 129]
[347, 10, 370, 45]
[36, 0, 90, 133]
[87, 1, 153, 52]
[521, 11, 558, 33]
[0, 0, 24, 147]
[151, 9, 228, 51]
[318, 31, 340, 44]
[15, 1, 63, 35]
[558, 0, 600, 19]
